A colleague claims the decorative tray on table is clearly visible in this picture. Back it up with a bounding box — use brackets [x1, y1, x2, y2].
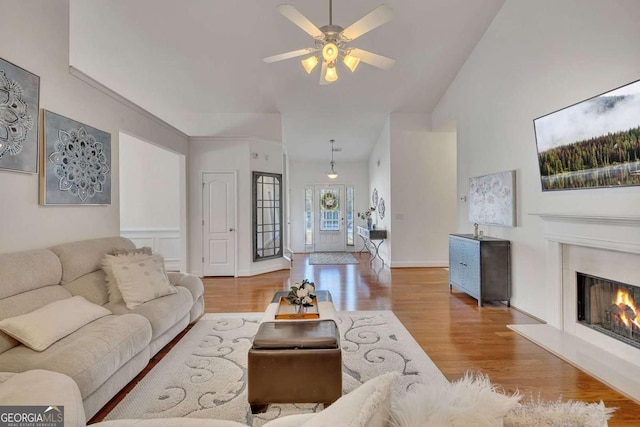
[275, 297, 320, 320]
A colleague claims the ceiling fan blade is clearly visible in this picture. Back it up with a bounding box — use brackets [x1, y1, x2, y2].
[349, 48, 395, 70]
[277, 4, 324, 39]
[319, 61, 330, 85]
[341, 5, 393, 41]
[263, 48, 316, 63]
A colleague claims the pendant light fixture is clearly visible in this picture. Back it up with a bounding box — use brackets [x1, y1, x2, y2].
[327, 139, 338, 179]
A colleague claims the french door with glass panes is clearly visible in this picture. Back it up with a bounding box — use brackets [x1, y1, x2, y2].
[313, 184, 345, 252]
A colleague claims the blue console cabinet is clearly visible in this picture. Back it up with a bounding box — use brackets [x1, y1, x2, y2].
[448, 234, 510, 307]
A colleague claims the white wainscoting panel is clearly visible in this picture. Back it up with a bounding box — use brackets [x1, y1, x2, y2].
[120, 228, 181, 271]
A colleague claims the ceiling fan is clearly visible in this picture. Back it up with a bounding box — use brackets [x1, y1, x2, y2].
[263, 0, 395, 84]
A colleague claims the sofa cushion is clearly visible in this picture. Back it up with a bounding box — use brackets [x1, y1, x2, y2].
[0, 286, 72, 354]
[49, 237, 135, 284]
[0, 249, 62, 299]
[0, 370, 86, 427]
[167, 272, 204, 302]
[93, 420, 249, 427]
[63, 270, 110, 306]
[0, 313, 152, 398]
[106, 287, 192, 340]
[110, 254, 177, 309]
[0, 296, 112, 351]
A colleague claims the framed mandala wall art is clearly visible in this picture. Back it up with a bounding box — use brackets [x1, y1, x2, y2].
[40, 110, 111, 205]
[0, 57, 40, 174]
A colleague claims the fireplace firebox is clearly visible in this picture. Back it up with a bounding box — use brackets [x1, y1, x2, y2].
[577, 273, 640, 349]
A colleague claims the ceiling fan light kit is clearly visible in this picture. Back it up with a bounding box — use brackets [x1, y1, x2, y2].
[322, 43, 339, 62]
[301, 56, 319, 74]
[325, 63, 338, 82]
[342, 54, 360, 72]
[264, 0, 395, 84]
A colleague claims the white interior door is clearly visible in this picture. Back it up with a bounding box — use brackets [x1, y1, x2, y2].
[202, 172, 236, 276]
[314, 184, 345, 252]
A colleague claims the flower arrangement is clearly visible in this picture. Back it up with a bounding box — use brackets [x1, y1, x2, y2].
[357, 207, 376, 220]
[285, 279, 316, 307]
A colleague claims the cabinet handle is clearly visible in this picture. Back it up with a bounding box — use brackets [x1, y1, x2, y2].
[460, 262, 467, 267]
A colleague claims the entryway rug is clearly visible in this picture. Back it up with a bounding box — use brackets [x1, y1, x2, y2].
[103, 311, 447, 426]
[308, 252, 359, 265]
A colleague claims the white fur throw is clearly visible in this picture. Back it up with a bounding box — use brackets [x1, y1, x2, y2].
[504, 399, 615, 427]
[389, 373, 521, 427]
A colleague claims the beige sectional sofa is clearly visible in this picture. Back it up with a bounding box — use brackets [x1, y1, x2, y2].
[0, 237, 204, 419]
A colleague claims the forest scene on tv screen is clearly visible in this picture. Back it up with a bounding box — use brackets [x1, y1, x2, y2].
[533, 79, 640, 191]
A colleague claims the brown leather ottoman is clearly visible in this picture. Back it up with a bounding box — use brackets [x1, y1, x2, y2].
[248, 319, 342, 413]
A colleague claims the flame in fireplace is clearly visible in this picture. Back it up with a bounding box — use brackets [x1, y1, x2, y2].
[615, 289, 640, 329]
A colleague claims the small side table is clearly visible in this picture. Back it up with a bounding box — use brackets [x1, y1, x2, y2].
[357, 226, 387, 266]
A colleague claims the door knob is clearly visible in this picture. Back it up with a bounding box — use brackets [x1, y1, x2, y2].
[229, 228, 235, 232]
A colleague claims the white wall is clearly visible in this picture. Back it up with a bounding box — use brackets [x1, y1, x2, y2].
[188, 137, 288, 277]
[119, 133, 182, 270]
[368, 119, 392, 265]
[172, 113, 282, 141]
[119, 134, 180, 229]
[389, 114, 457, 267]
[432, 0, 640, 320]
[0, 0, 188, 254]
[289, 160, 369, 253]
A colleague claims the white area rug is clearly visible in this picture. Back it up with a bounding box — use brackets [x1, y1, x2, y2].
[308, 252, 359, 265]
[104, 311, 447, 426]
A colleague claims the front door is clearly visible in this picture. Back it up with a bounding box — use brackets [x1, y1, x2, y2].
[202, 172, 236, 276]
[313, 184, 345, 252]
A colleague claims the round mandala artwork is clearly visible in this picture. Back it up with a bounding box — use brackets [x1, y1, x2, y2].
[0, 70, 34, 158]
[378, 198, 386, 220]
[48, 127, 110, 202]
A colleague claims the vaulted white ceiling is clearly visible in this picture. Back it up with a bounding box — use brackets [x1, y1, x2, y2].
[70, 0, 504, 160]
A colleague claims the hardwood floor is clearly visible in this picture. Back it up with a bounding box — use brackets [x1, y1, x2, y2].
[90, 253, 640, 425]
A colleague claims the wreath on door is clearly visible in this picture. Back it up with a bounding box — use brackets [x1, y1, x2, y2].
[320, 191, 339, 211]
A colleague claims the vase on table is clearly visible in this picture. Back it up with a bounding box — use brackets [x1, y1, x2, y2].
[295, 304, 307, 314]
[367, 217, 372, 229]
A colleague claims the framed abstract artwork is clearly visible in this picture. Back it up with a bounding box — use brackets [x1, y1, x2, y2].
[40, 110, 111, 205]
[468, 170, 516, 227]
[0, 57, 40, 173]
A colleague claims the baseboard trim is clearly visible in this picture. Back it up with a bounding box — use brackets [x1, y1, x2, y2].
[390, 260, 448, 268]
[238, 259, 291, 277]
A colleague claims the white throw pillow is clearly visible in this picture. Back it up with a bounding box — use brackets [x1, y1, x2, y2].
[102, 249, 152, 303]
[389, 373, 521, 427]
[110, 254, 177, 309]
[0, 296, 112, 351]
[302, 371, 399, 427]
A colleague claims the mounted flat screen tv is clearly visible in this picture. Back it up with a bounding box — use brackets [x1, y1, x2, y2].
[533, 79, 640, 191]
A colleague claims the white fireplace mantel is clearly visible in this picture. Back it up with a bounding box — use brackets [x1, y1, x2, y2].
[530, 212, 640, 254]
[509, 212, 640, 403]
[531, 212, 640, 226]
